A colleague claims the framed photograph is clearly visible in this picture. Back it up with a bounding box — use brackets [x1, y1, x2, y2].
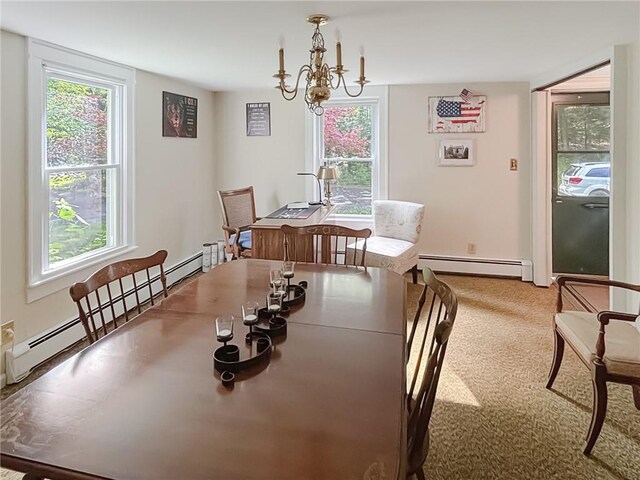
[163, 91, 198, 138]
[246, 102, 271, 136]
[438, 139, 474, 166]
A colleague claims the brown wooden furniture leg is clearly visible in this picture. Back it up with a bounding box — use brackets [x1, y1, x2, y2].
[584, 368, 607, 455]
[23, 474, 44, 480]
[546, 327, 565, 389]
[411, 265, 418, 284]
[632, 385, 640, 410]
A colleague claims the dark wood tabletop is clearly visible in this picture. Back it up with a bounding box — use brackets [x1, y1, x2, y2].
[1, 260, 407, 480]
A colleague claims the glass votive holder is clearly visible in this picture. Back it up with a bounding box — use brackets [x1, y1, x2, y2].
[270, 268, 284, 291]
[242, 302, 260, 326]
[266, 292, 282, 317]
[215, 315, 234, 344]
[282, 261, 295, 280]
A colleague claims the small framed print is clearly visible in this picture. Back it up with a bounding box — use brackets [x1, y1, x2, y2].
[246, 103, 271, 136]
[162, 91, 198, 138]
[438, 139, 474, 167]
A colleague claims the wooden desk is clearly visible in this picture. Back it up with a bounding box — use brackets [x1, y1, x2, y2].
[1, 260, 406, 480]
[252, 205, 335, 260]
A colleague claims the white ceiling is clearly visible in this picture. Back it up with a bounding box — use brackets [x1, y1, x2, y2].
[1, 1, 638, 91]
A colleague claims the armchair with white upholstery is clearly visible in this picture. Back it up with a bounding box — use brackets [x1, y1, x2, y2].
[347, 200, 425, 283]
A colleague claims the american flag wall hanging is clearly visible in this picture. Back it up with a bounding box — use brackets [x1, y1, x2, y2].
[428, 95, 486, 133]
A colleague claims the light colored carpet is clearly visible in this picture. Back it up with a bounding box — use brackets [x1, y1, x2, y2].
[2, 274, 638, 479]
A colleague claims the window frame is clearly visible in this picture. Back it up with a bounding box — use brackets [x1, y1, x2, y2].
[27, 39, 135, 296]
[306, 87, 388, 222]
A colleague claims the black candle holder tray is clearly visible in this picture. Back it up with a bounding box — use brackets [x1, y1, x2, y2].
[213, 332, 272, 374]
[254, 314, 288, 338]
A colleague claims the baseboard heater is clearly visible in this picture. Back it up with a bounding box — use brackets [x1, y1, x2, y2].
[418, 255, 533, 281]
[4, 252, 204, 385]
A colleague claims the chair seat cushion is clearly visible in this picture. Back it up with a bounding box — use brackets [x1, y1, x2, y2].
[555, 311, 640, 377]
[346, 236, 418, 275]
[229, 230, 252, 249]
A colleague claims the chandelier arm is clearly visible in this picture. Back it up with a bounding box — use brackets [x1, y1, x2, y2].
[341, 82, 366, 98]
[279, 65, 313, 98]
[327, 69, 343, 90]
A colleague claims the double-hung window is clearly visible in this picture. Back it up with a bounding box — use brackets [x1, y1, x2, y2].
[28, 40, 134, 291]
[310, 91, 387, 217]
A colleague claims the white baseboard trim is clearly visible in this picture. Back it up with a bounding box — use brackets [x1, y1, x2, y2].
[419, 255, 533, 281]
[0, 373, 6, 389]
[4, 251, 204, 385]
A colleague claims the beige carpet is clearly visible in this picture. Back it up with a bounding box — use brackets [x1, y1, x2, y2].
[2, 274, 639, 479]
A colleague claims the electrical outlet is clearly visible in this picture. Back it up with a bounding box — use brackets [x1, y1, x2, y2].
[467, 243, 477, 254]
[1, 321, 15, 345]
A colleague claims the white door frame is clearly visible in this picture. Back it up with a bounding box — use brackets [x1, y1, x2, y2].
[530, 46, 629, 310]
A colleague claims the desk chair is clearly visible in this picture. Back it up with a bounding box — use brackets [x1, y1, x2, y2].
[347, 200, 425, 283]
[69, 250, 169, 344]
[281, 224, 371, 265]
[547, 275, 640, 455]
[217, 186, 260, 259]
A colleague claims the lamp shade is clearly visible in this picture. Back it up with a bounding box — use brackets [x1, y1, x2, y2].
[317, 165, 337, 180]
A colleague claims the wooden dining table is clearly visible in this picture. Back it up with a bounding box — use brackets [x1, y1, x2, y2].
[1, 259, 407, 480]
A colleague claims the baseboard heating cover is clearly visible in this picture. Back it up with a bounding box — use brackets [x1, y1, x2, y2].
[4, 252, 204, 385]
[419, 255, 533, 281]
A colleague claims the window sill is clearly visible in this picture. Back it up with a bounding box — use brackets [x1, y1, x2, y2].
[327, 214, 373, 230]
[27, 245, 139, 303]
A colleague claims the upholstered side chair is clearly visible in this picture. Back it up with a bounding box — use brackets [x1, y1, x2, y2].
[546, 275, 640, 455]
[217, 186, 260, 259]
[347, 200, 425, 283]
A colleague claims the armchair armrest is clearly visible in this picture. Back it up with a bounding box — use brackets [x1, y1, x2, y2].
[594, 310, 640, 364]
[555, 275, 640, 313]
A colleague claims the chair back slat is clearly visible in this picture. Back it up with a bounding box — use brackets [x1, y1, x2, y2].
[69, 250, 169, 343]
[118, 278, 129, 322]
[106, 284, 117, 329]
[132, 274, 142, 314]
[94, 290, 107, 336]
[281, 224, 371, 266]
[406, 268, 458, 477]
[146, 269, 154, 306]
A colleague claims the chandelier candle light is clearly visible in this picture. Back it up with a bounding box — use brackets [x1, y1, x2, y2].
[274, 14, 369, 115]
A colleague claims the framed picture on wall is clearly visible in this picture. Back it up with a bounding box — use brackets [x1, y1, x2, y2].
[438, 139, 474, 166]
[246, 103, 271, 136]
[163, 91, 198, 138]
[428, 95, 486, 133]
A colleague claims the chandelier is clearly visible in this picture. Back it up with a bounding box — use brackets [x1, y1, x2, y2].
[273, 14, 369, 115]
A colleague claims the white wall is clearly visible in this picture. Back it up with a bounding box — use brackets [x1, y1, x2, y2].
[214, 89, 306, 217]
[0, 30, 219, 358]
[389, 83, 531, 260]
[215, 82, 532, 262]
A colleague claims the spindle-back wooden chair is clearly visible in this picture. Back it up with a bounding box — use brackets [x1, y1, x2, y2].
[69, 250, 169, 344]
[406, 267, 458, 479]
[281, 224, 371, 266]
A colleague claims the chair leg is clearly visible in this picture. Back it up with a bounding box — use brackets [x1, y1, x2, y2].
[584, 369, 607, 455]
[545, 327, 564, 389]
[632, 385, 640, 410]
[411, 265, 418, 284]
[415, 468, 426, 480]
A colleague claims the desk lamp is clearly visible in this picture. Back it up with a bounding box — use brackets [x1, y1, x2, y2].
[297, 172, 323, 205]
[317, 164, 337, 206]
